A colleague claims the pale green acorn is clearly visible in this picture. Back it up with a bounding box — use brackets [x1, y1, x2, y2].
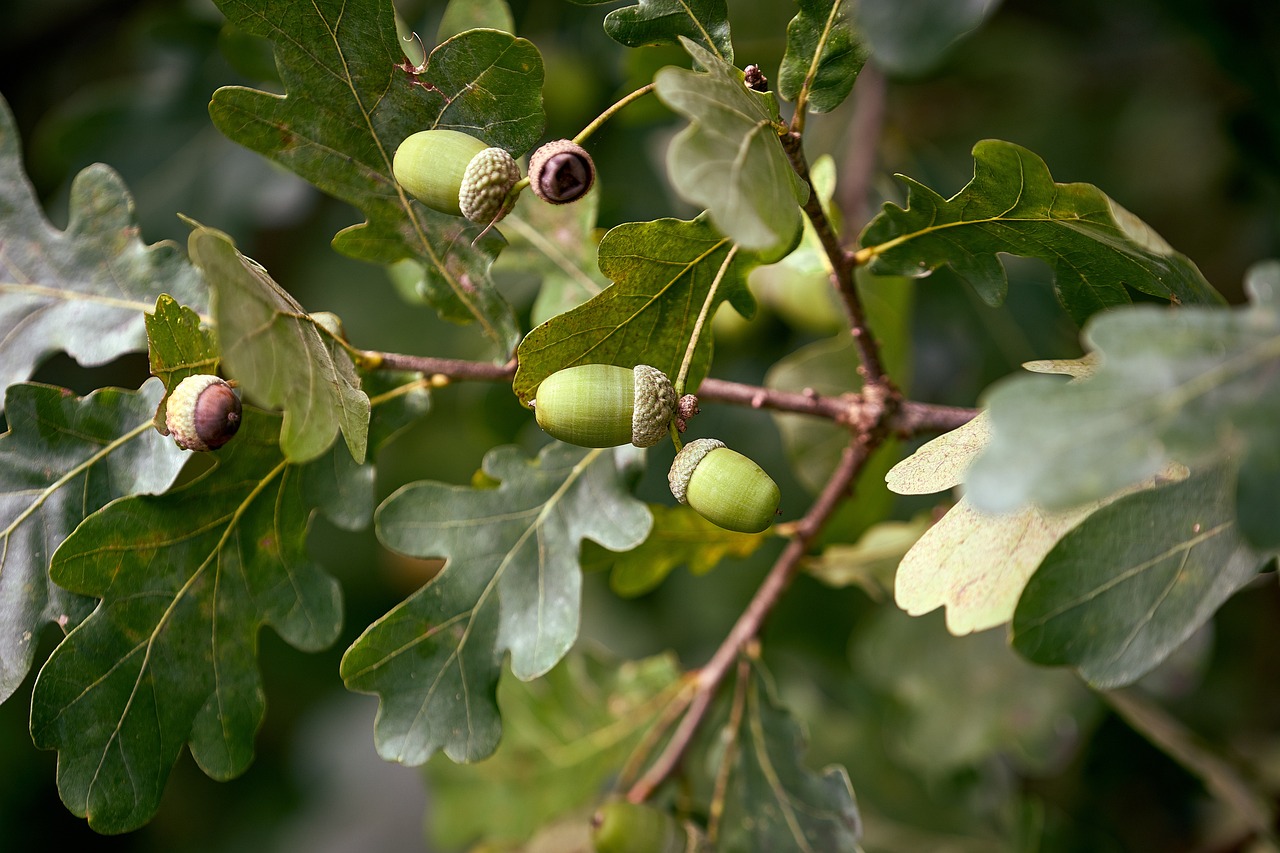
[668, 438, 780, 533]
[531, 364, 676, 448]
[392, 129, 519, 223]
[591, 800, 699, 853]
[164, 374, 242, 452]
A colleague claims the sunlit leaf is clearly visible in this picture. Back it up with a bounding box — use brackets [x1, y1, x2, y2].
[584, 503, 767, 597]
[209, 0, 546, 353]
[0, 380, 186, 704]
[426, 649, 684, 849]
[807, 514, 932, 600]
[341, 443, 652, 766]
[655, 39, 807, 255]
[0, 96, 206, 409]
[146, 294, 219, 432]
[779, 0, 868, 114]
[602, 0, 733, 62]
[513, 215, 758, 404]
[188, 223, 370, 465]
[966, 263, 1280, 540]
[1012, 465, 1269, 688]
[884, 412, 989, 495]
[859, 139, 1223, 324]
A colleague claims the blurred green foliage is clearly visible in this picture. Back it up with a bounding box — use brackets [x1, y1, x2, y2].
[0, 0, 1278, 850]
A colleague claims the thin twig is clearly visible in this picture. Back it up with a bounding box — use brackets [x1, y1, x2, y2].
[626, 442, 868, 803]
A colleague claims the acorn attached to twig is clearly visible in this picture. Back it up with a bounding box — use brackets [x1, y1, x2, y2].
[393, 129, 519, 223]
[164, 374, 242, 452]
[528, 139, 595, 205]
[668, 438, 780, 533]
[531, 364, 675, 448]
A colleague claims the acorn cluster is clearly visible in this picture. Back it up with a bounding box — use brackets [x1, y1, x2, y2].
[531, 364, 780, 534]
[392, 131, 595, 224]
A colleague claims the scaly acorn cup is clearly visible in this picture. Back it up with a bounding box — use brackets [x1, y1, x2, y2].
[531, 364, 676, 448]
[164, 374, 242, 452]
[528, 139, 595, 204]
[591, 800, 695, 853]
[668, 438, 781, 534]
[392, 129, 519, 223]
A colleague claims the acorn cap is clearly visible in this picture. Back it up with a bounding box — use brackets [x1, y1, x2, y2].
[528, 139, 595, 204]
[164, 374, 242, 452]
[668, 438, 726, 504]
[459, 147, 520, 223]
[631, 364, 677, 447]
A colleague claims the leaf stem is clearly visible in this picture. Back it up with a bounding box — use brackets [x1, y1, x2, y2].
[574, 83, 657, 146]
[675, 246, 737, 396]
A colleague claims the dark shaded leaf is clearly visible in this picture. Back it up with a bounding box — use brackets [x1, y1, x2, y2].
[513, 215, 758, 404]
[858, 139, 1223, 324]
[0, 96, 206, 409]
[209, 0, 546, 353]
[603, 0, 733, 62]
[0, 380, 186, 704]
[1012, 466, 1267, 688]
[779, 0, 868, 114]
[655, 40, 807, 255]
[341, 443, 651, 766]
[188, 223, 370, 465]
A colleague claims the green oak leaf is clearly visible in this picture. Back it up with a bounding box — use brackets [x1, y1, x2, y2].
[29, 408, 364, 833]
[513, 215, 758, 404]
[425, 649, 684, 849]
[779, 0, 868, 114]
[438, 0, 515, 40]
[146, 294, 220, 432]
[1011, 465, 1269, 688]
[966, 263, 1280, 543]
[584, 503, 768, 597]
[858, 139, 1223, 325]
[655, 39, 808, 255]
[187, 223, 370, 465]
[690, 658, 861, 852]
[209, 0, 546, 353]
[0, 380, 187, 705]
[603, 0, 733, 63]
[0, 95, 207, 409]
[341, 443, 652, 766]
[854, 0, 1001, 78]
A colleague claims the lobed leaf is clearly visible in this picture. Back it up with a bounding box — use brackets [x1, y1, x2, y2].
[146, 294, 220, 432]
[779, 0, 868, 115]
[691, 659, 862, 852]
[966, 262, 1280, 545]
[858, 139, 1223, 325]
[30, 409, 362, 832]
[806, 514, 932, 600]
[341, 443, 652, 766]
[425, 649, 684, 849]
[513, 215, 758, 404]
[602, 0, 733, 63]
[655, 40, 808, 256]
[1011, 466, 1269, 688]
[209, 0, 546, 353]
[0, 380, 187, 704]
[0, 96, 206, 410]
[188, 223, 370, 465]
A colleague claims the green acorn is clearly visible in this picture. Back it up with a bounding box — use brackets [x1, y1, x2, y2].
[591, 800, 693, 853]
[164, 374, 242, 452]
[528, 139, 595, 204]
[668, 438, 780, 533]
[392, 129, 519, 223]
[532, 364, 676, 448]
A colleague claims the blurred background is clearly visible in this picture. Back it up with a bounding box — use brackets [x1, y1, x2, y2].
[1, 0, 1278, 849]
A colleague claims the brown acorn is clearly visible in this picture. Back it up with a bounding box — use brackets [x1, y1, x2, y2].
[164, 374, 242, 452]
